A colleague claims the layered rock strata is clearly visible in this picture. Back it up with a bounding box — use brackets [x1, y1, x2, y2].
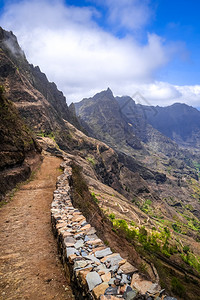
[51, 159, 176, 300]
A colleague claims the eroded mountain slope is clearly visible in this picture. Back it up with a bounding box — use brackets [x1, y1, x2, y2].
[1, 27, 200, 298]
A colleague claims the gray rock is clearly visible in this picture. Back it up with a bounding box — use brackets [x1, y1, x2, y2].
[86, 227, 96, 235]
[74, 260, 88, 269]
[121, 273, 129, 284]
[108, 278, 116, 285]
[105, 286, 118, 295]
[74, 233, 83, 239]
[86, 271, 102, 291]
[110, 265, 119, 273]
[84, 235, 90, 242]
[164, 298, 177, 300]
[64, 236, 76, 247]
[95, 247, 112, 258]
[104, 254, 123, 267]
[66, 247, 76, 257]
[95, 264, 111, 274]
[87, 234, 99, 240]
[74, 239, 84, 249]
[125, 289, 138, 300]
[85, 254, 101, 264]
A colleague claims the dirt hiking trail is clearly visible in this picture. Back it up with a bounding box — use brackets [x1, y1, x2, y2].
[0, 155, 74, 300]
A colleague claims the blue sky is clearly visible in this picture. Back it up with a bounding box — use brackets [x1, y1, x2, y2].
[66, 0, 200, 86]
[0, 0, 200, 107]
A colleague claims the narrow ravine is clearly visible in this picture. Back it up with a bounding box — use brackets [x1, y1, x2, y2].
[0, 155, 74, 300]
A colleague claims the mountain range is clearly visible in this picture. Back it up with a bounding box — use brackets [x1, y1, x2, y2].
[1, 27, 200, 299]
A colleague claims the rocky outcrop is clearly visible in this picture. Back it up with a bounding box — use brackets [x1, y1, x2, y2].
[0, 88, 41, 200]
[51, 159, 176, 300]
[0, 27, 81, 150]
[75, 88, 143, 152]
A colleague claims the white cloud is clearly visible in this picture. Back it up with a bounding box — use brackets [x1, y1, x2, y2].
[0, 0, 199, 108]
[103, 0, 152, 31]
[114, 82, 200, 107]
[0, 0, 171, 100]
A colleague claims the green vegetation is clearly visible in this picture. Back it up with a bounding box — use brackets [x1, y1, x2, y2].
[37, 131, 55, 141]
[171, 277, 186, 298]
[110, 217, 175, 258]
[104, 240, 109, 246]
[139, 262, 148, 273]
[140, 199, 152, 214]
[91, 192, 99, 203]
[109, 213, 115, 220]
[172, 223, 182, 233]
[107, 214, 200, 274]
[86, 156, 96, 166]
[193, 161, 200, 172]
[181, 251, 200, 272]
[0, 85, 5, 94]
[188, 178, 200, 201]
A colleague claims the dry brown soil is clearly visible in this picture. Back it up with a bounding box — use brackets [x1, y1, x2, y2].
[0, 155, 74, 300]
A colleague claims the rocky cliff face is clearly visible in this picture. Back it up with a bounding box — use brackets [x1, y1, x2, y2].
[0, 27, 81, 151]
[75, 88, 143, 152]
[0, 88, 41, 199]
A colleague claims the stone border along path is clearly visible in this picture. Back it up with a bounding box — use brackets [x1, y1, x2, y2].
[51, 158, 177, 300]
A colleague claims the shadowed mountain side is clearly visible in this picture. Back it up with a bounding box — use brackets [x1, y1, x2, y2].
[142, 103, 200, 148]
[75, 88, 143, 152]
[116, 96, 180, 157]
[0, 89, 41, 199]
[0, 27, 81, 137]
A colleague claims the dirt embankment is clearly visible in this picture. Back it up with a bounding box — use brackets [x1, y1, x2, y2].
[0, 155, 74, 300]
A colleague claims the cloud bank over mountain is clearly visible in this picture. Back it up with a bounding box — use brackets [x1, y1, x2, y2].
[0, 0, 199, 106]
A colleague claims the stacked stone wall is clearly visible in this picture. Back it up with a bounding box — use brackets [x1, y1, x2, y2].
[51, 160, 176, 300]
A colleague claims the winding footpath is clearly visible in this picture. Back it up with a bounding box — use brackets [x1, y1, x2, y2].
[0, 156, 74, 300]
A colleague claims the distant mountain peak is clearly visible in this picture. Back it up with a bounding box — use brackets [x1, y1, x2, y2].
[106, 87, 113, 93]
[92, 87, 115, 102]
[0, 27, 25, 59]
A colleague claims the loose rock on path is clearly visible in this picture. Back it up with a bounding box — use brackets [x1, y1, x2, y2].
[0, 155, 74, 300]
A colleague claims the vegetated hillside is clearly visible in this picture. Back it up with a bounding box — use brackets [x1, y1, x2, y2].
[0, 87, 41, 200]
[1, 27, 200, 298]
